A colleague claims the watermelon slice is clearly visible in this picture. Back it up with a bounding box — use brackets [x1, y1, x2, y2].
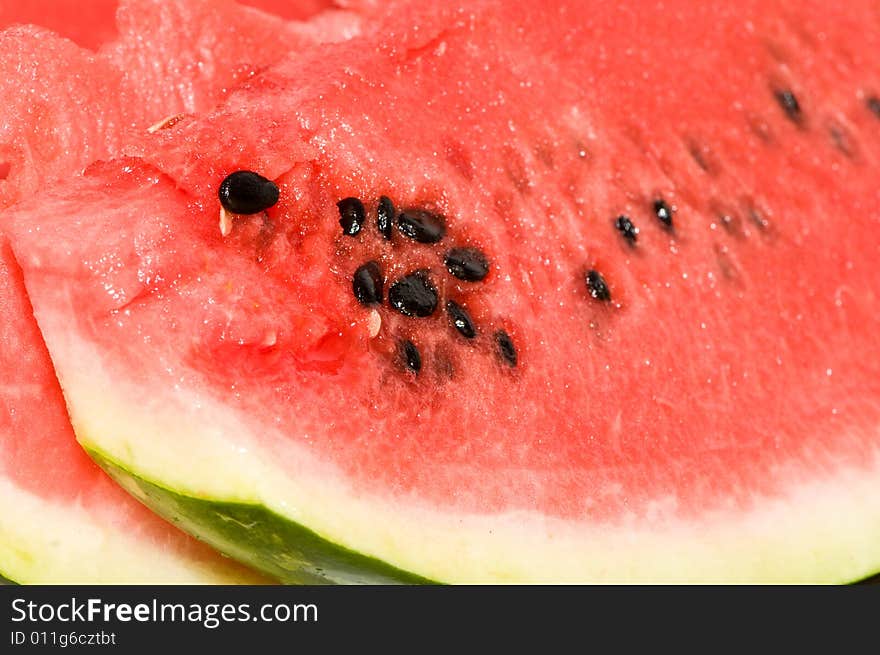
[0, 0, 359, 583]
[6, 0, 880, 583]
[0, 237, 267, 583]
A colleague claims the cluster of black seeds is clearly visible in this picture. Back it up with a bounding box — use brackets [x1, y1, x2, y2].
[221, 74, 879, 373]
[587, 82, 880, 308]
[338, 195, 517, 373]
[592, 82, 861, 304]
[607, 198, 673, 250]
[585, 197, 678, 304]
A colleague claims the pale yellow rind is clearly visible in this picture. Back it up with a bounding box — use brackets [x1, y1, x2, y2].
[0, 478, 266, 584]
[39, 306, 880, 583]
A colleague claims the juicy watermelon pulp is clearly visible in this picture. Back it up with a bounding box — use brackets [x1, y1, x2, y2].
[0, 0, 119, 51]
[4, 0, 880, 583]
[0, 0, 363, 211]
[0, 238, 266, 583]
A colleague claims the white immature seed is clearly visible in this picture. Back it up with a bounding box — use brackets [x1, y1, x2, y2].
[368, 310, 382, 338]
[219, 206, 234, 237]
[147, 113, 186, 133]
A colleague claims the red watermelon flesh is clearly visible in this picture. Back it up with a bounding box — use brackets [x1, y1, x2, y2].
[0, 0, 119, 51]
[6, 0, 880, 582]
[103, 0, 363, 122]
[237, 0, 335, 21]
[0, 0, 369, 48]
[0, 237, 267, 583]
[0, 0, 363, 210]
[0, 27, 126, 210]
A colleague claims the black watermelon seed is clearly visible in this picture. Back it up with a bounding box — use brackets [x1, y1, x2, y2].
[746, 202, 770, 231]
[388, 272, 438, 317]
[446, 300, 477, 339]
[774, 89, 802, 124]
[444, 247, 490, 281]
[352, 261, 383, 305]
[396, 209, 446, 243]
[614, 215, 639, 244]
[653, 199, 674, 227]
[867, 96, 880, 119]
[337, 197, 365, 236]
[585, 269, 611, 301]
[494, 330, 517, 367]
[218, 171, 279, 215]
[398, 339, 422, 373]
[377, 195, 395, 240]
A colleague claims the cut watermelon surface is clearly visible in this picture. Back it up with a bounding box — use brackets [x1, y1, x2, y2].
[0, 0, 362, 210]
[0, 238, 267, 583]
[4, 0, 880, 583]
[0, 0, 119, 51]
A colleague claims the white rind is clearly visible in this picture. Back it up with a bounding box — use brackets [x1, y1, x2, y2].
[37, 302, 880, 583]
[0, 477, 264, 584]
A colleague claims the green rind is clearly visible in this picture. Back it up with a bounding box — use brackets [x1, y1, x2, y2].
[88, 448, 436, 585]
[87, 446, 880, 585]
